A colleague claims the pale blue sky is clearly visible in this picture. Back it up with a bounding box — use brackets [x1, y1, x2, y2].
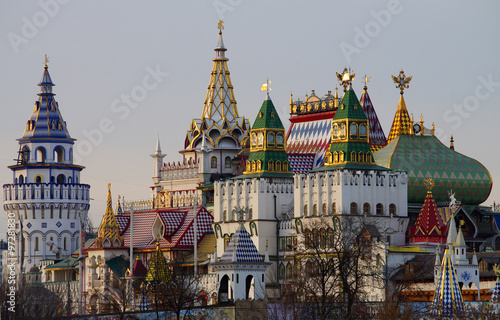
[1, 1, 499, 235]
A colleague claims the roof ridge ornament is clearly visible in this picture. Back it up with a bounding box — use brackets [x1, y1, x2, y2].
[392, 69, 412, 95]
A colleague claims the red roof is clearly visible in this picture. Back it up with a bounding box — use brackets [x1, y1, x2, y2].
[409, 191, 447, 244]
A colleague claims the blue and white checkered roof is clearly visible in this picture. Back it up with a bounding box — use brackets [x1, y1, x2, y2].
[430, 249, 465, 317]
[21, 65, 72, 140]
[219, 224, 263, 263]
[491, 277, 500, 303]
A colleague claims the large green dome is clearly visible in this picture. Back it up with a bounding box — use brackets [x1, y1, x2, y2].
[374, 135, 492, 205]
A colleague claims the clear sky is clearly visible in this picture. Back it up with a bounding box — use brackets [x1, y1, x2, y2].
[1, 1, 499, 236]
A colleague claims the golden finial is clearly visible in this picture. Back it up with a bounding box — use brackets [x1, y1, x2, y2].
[424, 178, 435, 192]
[108, 183, 111, 190]
[260, 79, 271, 94]
[392, 69, 412, 95]
[336, 67, 355, 92]
[44, 54, 49, 67]
[450, 136, 454, 150]
[218, 20, 224, 31]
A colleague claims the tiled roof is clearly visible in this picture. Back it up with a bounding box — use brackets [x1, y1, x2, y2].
[132, 257, 148, 277]
[106, 256, 128, 278]
[219, 224, 263, 263]
[387, 94, 412, 144]
[251, 95, 284, 130]
[409, 189, 447, 244]
[374, 135, 492, 204]
[21, 65, 72, 140]
[430, 249, 465, 317]
[286, 117, 332, 173]
[359, 88, 387, 150]
[118, 206, 214, 251]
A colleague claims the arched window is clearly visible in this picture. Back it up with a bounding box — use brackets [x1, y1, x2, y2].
[267, 132, 275, 147]
[211, 156, 217, 168]
[339, 151, 344, 162]
[350, 151, 357, 162]
[313, 204, 318, 216]
[358, 152, 364, 163]
[248, 208, 253, 220]
[376, 203, 384, 215]
[223, 210, 227, 222]
[304, 229, 311, 249]
[363, 203, 371, 215]
[251, 133, 257, 147]
[35, 175, 42, 184]
[54, 146, 64, 163]
[268, 160, 274, 171]
[256, 160, 261, 171]
[57, 174, 65, 184]
[19, 175, 24, 184]
[389, 204, 396, 215]
[41, 205, 45, 219]
[36, 147, 46, 163]
[332, 202, 336, 214]
[350, 123, 358, 138]
[350, 202, 358, 214]
[276, 161, 281, 172]
[34, 237, 39, 251]
[359, 123, 367, 137]
[224, 156, 231, 168]
[257, 133, 264, 148]
[21, 146, 30, 164]
[312, 229, 319, 247]
[303, 204, 308, 217]
[286, 263, 293, 279]
[283, 162, 289, 172]
[50, 205, 54, 219]
[276, 133, 284, 146]
[279, 264, 286, 279]
[365, 153, 372, 163]
[322, 203, 327, 215]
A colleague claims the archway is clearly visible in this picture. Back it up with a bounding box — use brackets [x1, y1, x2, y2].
[218, 274, 230, 303]
[245, 275, 255, 300]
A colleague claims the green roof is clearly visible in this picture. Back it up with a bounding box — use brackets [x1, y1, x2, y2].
[374, 135, 492, 204]
[251, 95, 284, 130]
[106, 256, 129, 278]
[329, 142, 372, 155]
[247, 150, 289, 169]
[44, 256, 78, 270]
[313, 163, 389, 172]
[234, 171, 293, 179]
[333, 88, 367, 121]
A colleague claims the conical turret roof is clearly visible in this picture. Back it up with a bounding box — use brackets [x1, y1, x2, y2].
[97, 184, 123, 247]
[387, 94, 412, 144]
[145, 242, 171, 282]
[409, 179, 447, 245]
[430, 249, 465, 317]
[219, 223, 263, 263]
[21, 64, 72, 141]
[359, 86, 387, 151]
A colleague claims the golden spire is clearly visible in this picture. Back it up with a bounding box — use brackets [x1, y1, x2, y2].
[387, 87, 412, 144]
[363, 75, 371, 94]
[98, 183, 123, 247]
[334, 87, 339, 109]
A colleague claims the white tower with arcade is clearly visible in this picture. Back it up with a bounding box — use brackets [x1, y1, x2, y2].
[2, 61, 90, 281]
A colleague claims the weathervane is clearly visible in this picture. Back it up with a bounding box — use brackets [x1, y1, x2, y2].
[392, 69, 412, 94]
[218, 20, 224, 31]
[44, 54, 49, 67]
[363, 75, 371, 87]
[260, 78, 271, 94]
[336, 67, 355, 92]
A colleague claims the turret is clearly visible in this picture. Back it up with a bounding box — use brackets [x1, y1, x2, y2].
[151, 136, 166, 184]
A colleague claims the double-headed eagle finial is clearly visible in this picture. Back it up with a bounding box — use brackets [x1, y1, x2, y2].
[392, 69, 412, 95]
[336, 67, 355, 92]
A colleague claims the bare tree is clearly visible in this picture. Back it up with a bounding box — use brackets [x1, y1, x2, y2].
[94, 275, 137, 320]
[278, 215, 385, 320]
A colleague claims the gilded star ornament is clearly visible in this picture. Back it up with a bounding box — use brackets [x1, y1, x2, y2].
[392, 70, 412, 94]
[424, 178, 435, 191]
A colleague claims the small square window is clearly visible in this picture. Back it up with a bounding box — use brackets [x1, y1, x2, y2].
[41, 223, 47, 228]
[70, 222, 75, 228]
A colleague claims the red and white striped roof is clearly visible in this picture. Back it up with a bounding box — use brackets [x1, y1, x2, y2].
[359, 88, 387, 151]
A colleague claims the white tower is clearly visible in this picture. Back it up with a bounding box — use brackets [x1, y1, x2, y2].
[150, 136, 166, 185]
[2, 62, 90, 282]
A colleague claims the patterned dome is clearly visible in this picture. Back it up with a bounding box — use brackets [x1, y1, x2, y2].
[374, 135, 492, 205]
